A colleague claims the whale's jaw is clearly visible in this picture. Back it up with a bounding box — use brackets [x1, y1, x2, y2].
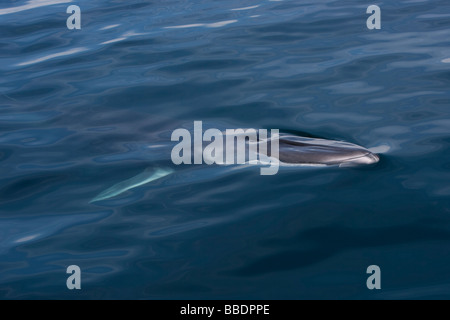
[338, 152, 379, 167]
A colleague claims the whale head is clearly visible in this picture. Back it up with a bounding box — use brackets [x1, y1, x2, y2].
[277, 135, 380, 167]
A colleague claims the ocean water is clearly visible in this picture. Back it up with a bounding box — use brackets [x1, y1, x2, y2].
[1, 0, 450, 300]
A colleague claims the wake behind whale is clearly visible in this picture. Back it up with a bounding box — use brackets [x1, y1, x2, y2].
[90, 132, 380, 203]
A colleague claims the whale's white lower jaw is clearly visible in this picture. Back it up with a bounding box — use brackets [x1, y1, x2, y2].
[339, 153, 380, 167]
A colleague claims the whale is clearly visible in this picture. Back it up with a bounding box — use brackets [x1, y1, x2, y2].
[90, 133, 379, 203]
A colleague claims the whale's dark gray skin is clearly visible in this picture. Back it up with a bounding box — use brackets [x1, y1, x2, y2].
[275, 135, 379, 166]
[91, 134, 380, 202]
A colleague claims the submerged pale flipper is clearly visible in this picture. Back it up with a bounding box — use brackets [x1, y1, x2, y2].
[90, 167, 174, 203]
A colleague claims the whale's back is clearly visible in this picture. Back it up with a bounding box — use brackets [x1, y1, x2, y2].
[276, 135, 379, 166]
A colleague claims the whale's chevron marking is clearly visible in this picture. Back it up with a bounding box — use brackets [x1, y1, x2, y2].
[90, 167, 174, 203]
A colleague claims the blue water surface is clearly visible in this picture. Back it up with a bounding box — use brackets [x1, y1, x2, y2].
[1, 0, 450, 299]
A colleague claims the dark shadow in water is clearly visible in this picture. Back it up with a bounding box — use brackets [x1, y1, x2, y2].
[233, 221, 450, 276]
[0, 174, 65, 205]
[0, 149, 12, 163]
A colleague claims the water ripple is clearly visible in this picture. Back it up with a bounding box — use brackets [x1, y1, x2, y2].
[1, 0, 450, 299]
